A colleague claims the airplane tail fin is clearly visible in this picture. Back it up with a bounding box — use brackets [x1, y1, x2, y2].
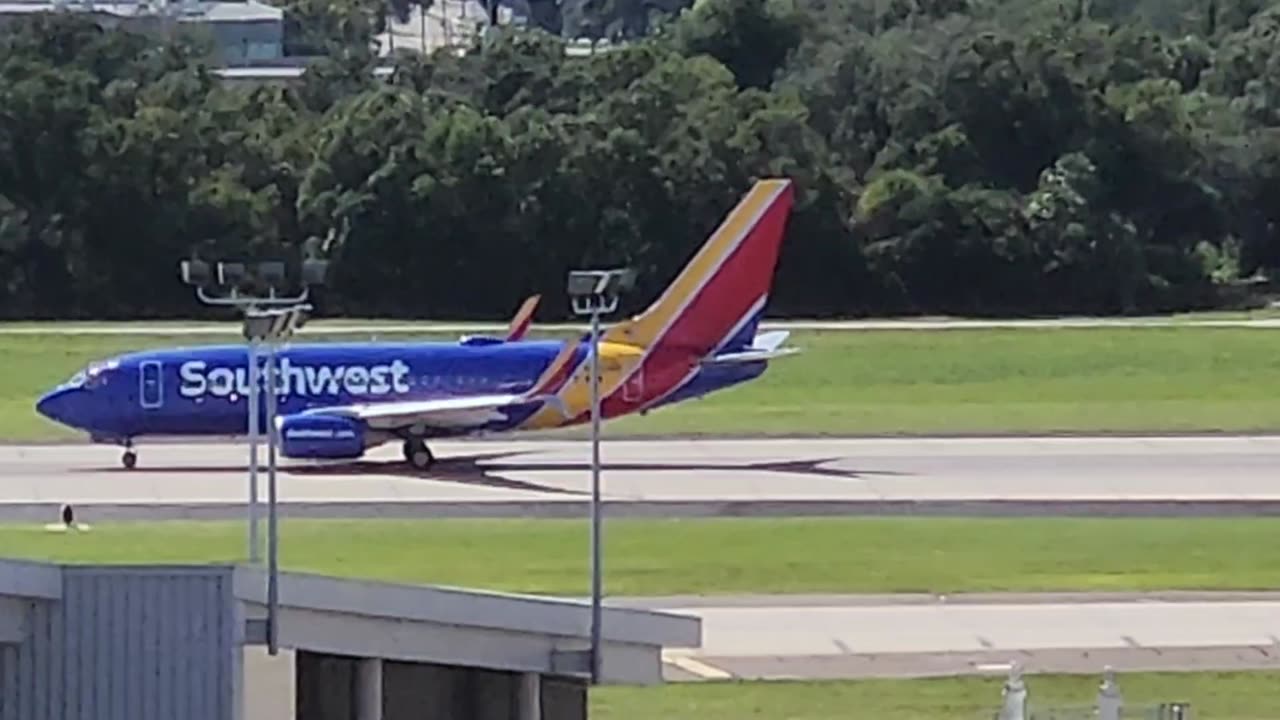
[505, 294, 541, 341]
[602, 178, 795, 356]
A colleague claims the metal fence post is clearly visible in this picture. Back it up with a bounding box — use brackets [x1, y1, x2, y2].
[998, 663, 1028, 720]
[1096, 666, 1123, 720]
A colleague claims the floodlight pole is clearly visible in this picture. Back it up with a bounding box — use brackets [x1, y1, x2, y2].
[587, 304, 602, 684]
[567, 270, 629, 686]
[181, 257, 329, 660]
[264, 336, 280, 656]
[191, 285, 309, 567]
[247, 339, 262, 564]
[246, 303, 310, 658]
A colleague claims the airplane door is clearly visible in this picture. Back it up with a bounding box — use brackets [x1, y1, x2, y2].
[623, 367, 644, 402]
[139, 360, 164, 410]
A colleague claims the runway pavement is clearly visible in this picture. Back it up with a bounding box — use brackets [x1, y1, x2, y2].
[0, 434, 1277, 521]
[5, 435, 1280, 683]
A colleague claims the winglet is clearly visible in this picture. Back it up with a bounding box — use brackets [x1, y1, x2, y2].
[505, 294, 541, 341]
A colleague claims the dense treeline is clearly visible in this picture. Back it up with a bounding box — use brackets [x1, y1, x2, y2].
[1, 0, 1279, 321]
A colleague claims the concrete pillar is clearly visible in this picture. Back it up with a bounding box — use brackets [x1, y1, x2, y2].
[242, 647, 297, 720]
[517, 673, 541, 720]
[356, 658, 384, 720]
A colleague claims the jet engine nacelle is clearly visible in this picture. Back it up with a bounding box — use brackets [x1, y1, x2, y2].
[277, 413, 366, 460]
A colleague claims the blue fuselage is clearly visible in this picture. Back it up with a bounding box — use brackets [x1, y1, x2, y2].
[35, 337, 765, 443]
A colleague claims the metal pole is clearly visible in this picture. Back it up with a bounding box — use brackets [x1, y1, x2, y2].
[247, 337, 261, 565]
[265, 338, 280, 656]
[588, 306, 602, 684]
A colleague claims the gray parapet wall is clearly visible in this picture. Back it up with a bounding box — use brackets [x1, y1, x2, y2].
[0, 558, 700, 720]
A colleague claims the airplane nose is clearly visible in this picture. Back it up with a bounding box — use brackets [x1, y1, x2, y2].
[36, 387, 82, 428]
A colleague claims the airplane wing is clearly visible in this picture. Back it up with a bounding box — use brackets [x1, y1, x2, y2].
[505, 294, 540, 341]
[700, 330, 800, 365]
[294, 337, 578, 431]
[300, 393, 556, 430]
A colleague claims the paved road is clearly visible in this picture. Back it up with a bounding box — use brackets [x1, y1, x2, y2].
[232, 591, 1280, 683]
[2, 316, 1278, 335]
[0, 435, 1277, 521]
[628, 592, 1280, 680]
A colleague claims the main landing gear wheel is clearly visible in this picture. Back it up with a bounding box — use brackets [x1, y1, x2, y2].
[121, 448, 137, 470]
[403, 438, 435, 470]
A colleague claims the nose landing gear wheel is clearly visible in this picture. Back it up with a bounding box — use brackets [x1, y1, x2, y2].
[403, 438, 435, 470]
[122, 449, 137, 470]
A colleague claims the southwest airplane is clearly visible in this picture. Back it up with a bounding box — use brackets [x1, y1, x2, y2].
[35, 178, 799, 470]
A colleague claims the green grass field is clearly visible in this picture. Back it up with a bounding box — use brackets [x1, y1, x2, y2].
[4, 326, 1280, 441]
[6, 517, 1279, 716]
[7, 320, 1275, 718]
[4, 517, 1279, 595]
[591, 672, 1280, 719]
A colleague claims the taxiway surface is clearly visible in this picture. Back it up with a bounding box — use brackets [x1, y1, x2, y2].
[636, 592, 1280, 680]
[0, 434, 1276, 521]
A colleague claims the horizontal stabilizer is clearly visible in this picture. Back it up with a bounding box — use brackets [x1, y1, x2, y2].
[701, 347, 800, 365]
[751, 330, 790, 352]
[701, 330, 799, 365]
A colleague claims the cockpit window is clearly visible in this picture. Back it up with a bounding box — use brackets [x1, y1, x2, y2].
[72, 358, 119, 389]
[85, 366, 107, 388]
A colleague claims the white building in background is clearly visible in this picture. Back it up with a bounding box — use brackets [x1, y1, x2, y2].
[0, 0, 285, 63]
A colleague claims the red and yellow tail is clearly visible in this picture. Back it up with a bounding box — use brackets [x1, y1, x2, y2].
[518, 178, 795, 429]
[604, 178, 794, 355]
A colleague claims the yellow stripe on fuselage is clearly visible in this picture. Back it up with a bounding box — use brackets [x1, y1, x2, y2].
[521, 341, 643, 429]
